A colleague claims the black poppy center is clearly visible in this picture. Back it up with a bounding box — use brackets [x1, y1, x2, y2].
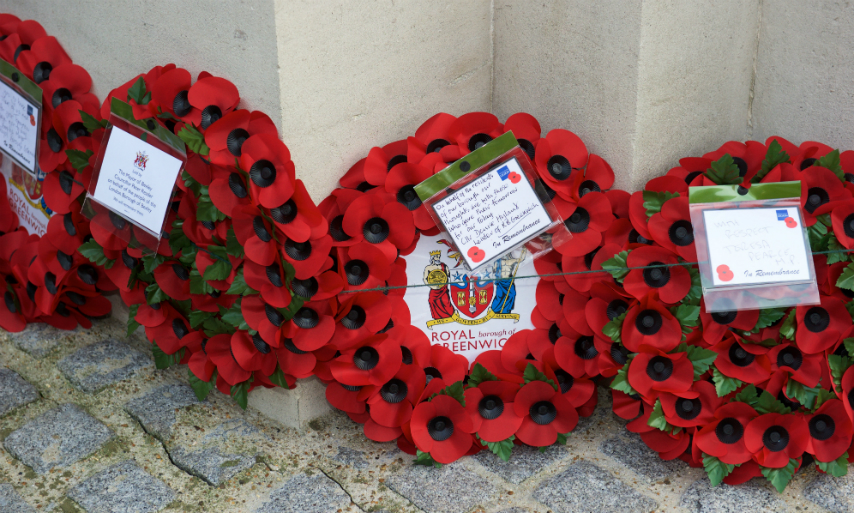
[265, 304, 285, 327]
[250, 159, 277, 188]
[252, 333, 271, 354]
[675, 397, 702, 420]
[226, 128, 250, 156]
[668, 220, 694, 246]
[642, 262, 670, 288]
[173, 91, 191, 117]
[200, 105, 222, 129]
[252, 217, 272, 242]
[583, 247, 600, 270]
[4, 291, 15, 313]
[629, 229, 652, 245]
[341, 305, 366, 330]
[44, 273, 57, 295]
[426, 139, 449, 153]
[52, 87, 72, 108]
[264, 265, 283, 287]
[566, 208, 590, 233]
[401, 345, 413, 365]
[46, 127, 62, 153]
[345, 260, 369, 286]
[228, 173, 248, 198]
[293, 307, 319, 329]
[809, 414, 836, 441]
[120, 249, 137, 270]
[58, 170, 74, 195]
[353, 346, 379, 371]
[397, 185, 422, 211]
[380, 379, 408, 403]
[610, 343, 629, 365]
[804, 307, 830, 333]
[635, 310, 662, 336]
[844, 214, 854, 239]
[424, 366, 442, 384]
[67, 122, 89, 142]
[172, 319, 189, 339]
[172, 263, 189, 281]
[777, 346, 803, 370]
[284, 239, 312, 261]
[56, 250, 74, 271]
[547, 155, 571, 180]
[468, 133, 493, 151]
[732, 156, 748, 177]
[715, 418, 743, 444]
[646, 356, 673, 381]
[606, 299, 628, 320]
[67, 293, 86, 306]
[578, 180, 600, 198]
[574, 336, 598, 360]
[728, 343, 755, 367]
[427, 416, 454, 441]
[329, 215, 350, 242]
[268, 201, 297, 227]
[554, 369, 574, 394]
[547, 323, 562, 344]
[478, 395, 505, 419]
[76, 265, 96, 285]
[805, 187, 830, 214]
[108, 210, 127, 231]
[291, 277, 318, 299]
[363, 217, 390, 243]
[530, 401, 557, 425]
[800, 157, 818, 170]
[32, 61, 52, 83]
[711, 309, 738, 325]
[762, 426, 790, 451]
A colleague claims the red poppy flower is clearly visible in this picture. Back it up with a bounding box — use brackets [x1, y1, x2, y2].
[281, 300, 336, 352]
[88, 207, 131, 251]
[0, 287, 26, 332]
[231, 331, 278, 376]
[554, 191, 613, 257]
[463, 381, 523, 442]
[695, 402, 759, 465]
[243, 259, 292, 308]
[205, 333, 252, 386]
[795, 296, 850, 354]
[558, 242, 621, 293]
[37, 233, 85, 280]
[447, 112, 504, 154]
[806, 399, 853, 463]
[230, 205, 278, 266]
[281, 233, 333, 280]
[622, 246, 689, 305]
[364, 362, 426, 428]
[628, 178, 687, 240]
[553, 324, 602, 379]
[409, 112, 457, 159]
[800, 167, 851, 226]
[703, 141, 767, 183]
[621, 292, 683, 353]
[639, 428, 690, 461]
[16, 35, 70, 85]
[208, 167, 254, 218]
[0, 19, 45, 64]
[501, 329, 544, 370]
[150, 67, 196, 121]
[340, 242, 392, 292]
[332, 291, 392, 349]
[153, 261, 191, 301]
[145, 306, 202, 357]
[326, 382, 367, 416]
[699, 296, 760, 346]
[513, 380, 577, 446]
[238, 134, 295, 209]
[384, 162, 435, 231]
[205, 109, 277, 166]
[744, 413, 808, 468]
[330, 334, 402, 387]
[40, 64, 98, 119]
[585, 282, 631, 339]
[710, 334, 772, 384]
[43, 165, 87, 215]
[659, 381, 719, 428]
[412, 345, 468, 385]
[187, 76, 239, 130]
[410, 394, 474, 463]
[362, 140, 408, 187]
[534, 129, 588, 194]
[341, 192, 415, 257]
[240, 295, 283, 343]
[628, 350, 694, 400]
[267, 180, 326, 243]
[646, 197, 696, 261]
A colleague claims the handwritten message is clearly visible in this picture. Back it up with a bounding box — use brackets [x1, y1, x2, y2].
[0, 78, 39, 174]
[703, 206, 812, 287]
[91, 127, 182, 234]
[433, 157, 551, 269]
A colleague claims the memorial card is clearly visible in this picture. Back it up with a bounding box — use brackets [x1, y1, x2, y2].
[0, 75, 39, 174]
[91, 126, 183, 235]
[431, 157, 552, 270]
[702, 206, 812, 287]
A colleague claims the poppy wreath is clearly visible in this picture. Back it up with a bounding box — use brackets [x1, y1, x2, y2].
[599, 137, 854, 492]
[0, 15, 113, 333]
[316, 112, 622, 466]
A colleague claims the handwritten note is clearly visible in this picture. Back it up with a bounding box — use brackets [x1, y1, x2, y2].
[432, 157, 552, 270]
[703, 206, 812, 287]
[0, 78, 39, 174]
[91, 127, 183, 235]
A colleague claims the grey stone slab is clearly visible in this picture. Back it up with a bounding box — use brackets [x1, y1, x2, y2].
[534, 462, 657, 513]
[256, 472, 351, 513]
[386, 462, 496, 513]
[804, 472, 854, 513]
[124, 384, 200, 440]
[0, 368, 39, 417]
[473, 444, 567, 484]
[67, 460, 176, 513]
[0, 484, 35, 513]
[10, 323, 71, 358]
[333, 447, 368, 469]
[57, 339, 152, 393]
[599, 433, 685, 481]
[169, 445, 256, 486]
[203, 418, 259, 441]
[3, 403, 113, 474]
[680, 479, 783, 513]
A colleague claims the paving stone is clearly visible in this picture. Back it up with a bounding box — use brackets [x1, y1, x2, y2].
[533, 462, 657, 513]
[804, 472, 854, 513]
[473, 444, 567, 484]
[386, 462, 496, 513]
[67, 460, 176, 513]
[9, 323, 70, 358]
[3, 403, 113, 474]
[0, 368, 39, 417]
[0, 484, 35, 513]
[124, 384, 200, 440]
[169, 445, 256, 486]
[496, 509, 531, 513]
[680, 478, 783, 513]
[333, 447, 368, 469]
[255, 472, 351, 513]
[57, 339, 152, 393]
[599, 433, 685, 481]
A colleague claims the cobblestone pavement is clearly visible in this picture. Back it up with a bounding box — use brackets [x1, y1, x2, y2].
[0, 317, 850, 512]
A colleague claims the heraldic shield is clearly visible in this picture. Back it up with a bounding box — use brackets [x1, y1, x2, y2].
[451, 276, 493, 319]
